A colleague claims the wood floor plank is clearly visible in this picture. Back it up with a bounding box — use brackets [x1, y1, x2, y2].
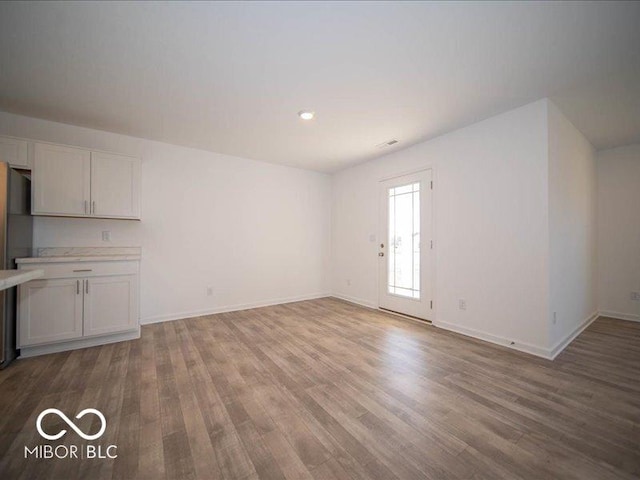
[310, 457, 356, 480]
[262, 429, 315, 480]
[235, 418, 287, 480]
[171, 321, 224, 480]
[1, 298, 639, 479]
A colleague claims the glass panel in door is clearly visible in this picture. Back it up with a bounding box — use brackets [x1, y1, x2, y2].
[387, 182, 420, 299]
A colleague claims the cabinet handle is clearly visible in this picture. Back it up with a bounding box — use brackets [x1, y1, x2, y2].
[77, 280, 80, 295]
[86, 279, 89, 294]
[84, 200, 88, 214]
[73, 269, 92, 272]
[92, 201, 96, 214]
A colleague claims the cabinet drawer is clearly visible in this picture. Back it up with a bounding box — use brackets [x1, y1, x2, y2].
[19, 261, 139, 279]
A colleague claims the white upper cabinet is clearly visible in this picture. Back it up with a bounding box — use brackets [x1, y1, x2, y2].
[33, 143, 91, 216]
[31, 142, 141, 219]
[91, 152, 141, 219]
[0, 136, 30, 169]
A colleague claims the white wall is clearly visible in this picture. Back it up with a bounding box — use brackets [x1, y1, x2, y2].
[547, 102, 598, 353]
[2, 100, 618, 358]
[0, 111, 332, 323]
[332, 100, 551, 356]
[597, 144, 640, 321]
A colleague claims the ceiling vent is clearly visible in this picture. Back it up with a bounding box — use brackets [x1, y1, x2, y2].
[376, 139, 399, 149]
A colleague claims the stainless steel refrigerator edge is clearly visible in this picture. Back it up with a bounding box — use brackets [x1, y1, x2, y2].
[0, 162, 33, 368]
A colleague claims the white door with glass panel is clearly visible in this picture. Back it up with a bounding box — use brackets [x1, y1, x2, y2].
[378, 170, 433, 320]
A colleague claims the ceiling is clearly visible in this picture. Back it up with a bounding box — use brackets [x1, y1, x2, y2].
[1, 1, 639, 173]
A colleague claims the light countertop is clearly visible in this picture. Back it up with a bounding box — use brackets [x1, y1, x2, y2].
[16, 255, 141, 264]
[0, 269, 44, 291]
[15, 246, 141, 265]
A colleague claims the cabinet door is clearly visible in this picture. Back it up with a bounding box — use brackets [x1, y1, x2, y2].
[83, 275, 137, 337]
[90, 152, 141, 219]
[33, 143, 91, 216]
[0, 136, 29, 169]
[18, 279, 84, 347]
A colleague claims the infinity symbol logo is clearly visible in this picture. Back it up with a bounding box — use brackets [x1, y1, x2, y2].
[36, 408, 107, 441]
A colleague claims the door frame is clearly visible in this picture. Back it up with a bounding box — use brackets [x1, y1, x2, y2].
[377, 166, 436, 322]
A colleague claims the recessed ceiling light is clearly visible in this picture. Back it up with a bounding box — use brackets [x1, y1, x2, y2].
[298, 110, 314, 120]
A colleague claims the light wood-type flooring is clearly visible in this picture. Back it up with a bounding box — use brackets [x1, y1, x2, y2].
[1, 297, 639, 479]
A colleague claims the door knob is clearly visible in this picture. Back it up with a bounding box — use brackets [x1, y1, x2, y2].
[378, 252, 384, 257]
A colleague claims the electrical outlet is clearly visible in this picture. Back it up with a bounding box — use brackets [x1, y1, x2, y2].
[346, 279, 352, 286]
[101, 230, 111, 242]
[206, 286, 213, 296]
[459, 299, 466, 310]
[631, 292, 640, 302]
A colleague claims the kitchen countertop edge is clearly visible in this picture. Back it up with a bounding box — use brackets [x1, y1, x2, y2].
[0, 269, 45, 290]
[16, 255, 142, 264]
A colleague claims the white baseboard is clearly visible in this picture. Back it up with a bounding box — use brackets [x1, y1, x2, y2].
[429, 310, 603, 360]
[333, 296, 618, 360]
[140, 292, 331, 325]
[433, 319, 550, 358]
[19, 328, 140, 358]
[548, 310, 599, 360]
[598, 310, 640, 323]
[330, 293, 377, 309]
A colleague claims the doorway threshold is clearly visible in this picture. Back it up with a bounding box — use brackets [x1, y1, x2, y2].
[378, 307, 433, 325]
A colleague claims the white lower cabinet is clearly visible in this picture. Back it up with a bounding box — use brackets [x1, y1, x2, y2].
[17, 260, 139, 351]
[84, 275, 137, 336]
[18, 278, 84, 346]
